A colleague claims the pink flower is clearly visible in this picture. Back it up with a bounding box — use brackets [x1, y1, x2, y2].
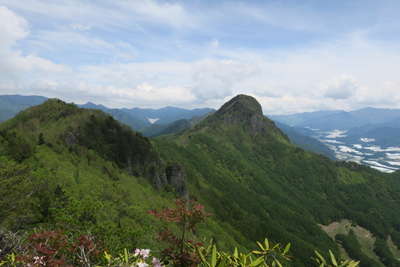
[141, 249, 150, 259]
[134, 248, 141, 257]
[134, 248, 151, 259]
[152, 257, 163, 267]
[33, 256, 46, 266]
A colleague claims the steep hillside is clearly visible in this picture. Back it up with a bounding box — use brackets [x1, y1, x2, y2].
[155, 95, 400, 266]
[0, 99, 239, 252]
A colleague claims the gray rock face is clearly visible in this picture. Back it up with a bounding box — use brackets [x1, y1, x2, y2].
[145, 161, 187, 197]
[149, 163, 168, 189]
[165, 163, 187, 197]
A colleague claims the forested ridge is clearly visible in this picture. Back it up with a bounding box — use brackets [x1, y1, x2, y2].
[1, 95, 400, 266]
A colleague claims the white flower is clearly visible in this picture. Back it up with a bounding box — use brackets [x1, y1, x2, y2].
[137, 262, 148, 267]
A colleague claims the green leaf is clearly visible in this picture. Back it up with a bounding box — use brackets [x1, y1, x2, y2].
[283, 243, 291, 254]
[314, 250, 327, 265]
[275, 259, 283, 267]
[257, 241, 264, 250]
[233, 247, 239, 258]
[211, 245, 217, 267]
[264, 238, 270, 250]
[329, 250, 338, 266]
[197, 247, 208, 265]
[249, 256, 264, 266]
[124, 248, 129, 263]
[104, 251, 112, 263]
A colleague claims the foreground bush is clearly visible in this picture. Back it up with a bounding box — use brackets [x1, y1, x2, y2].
[0, 199, 360, 266]
[0, 237, 360, 267]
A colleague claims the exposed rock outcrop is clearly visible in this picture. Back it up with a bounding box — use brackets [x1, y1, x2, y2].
[165, 163, 188, 197]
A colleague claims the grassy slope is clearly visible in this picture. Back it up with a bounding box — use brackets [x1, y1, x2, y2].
[320, 219, 383, 265]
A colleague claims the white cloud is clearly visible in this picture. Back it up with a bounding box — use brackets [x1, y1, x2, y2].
[0, 6, 68, 89]
[322, 76, 358, 100]
[190, 59, 258, 101]
[1, 2, 400, 113]
[0, 6, 28, 49]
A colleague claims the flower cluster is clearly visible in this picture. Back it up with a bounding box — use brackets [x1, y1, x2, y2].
[133, 249, 163, 267]
[101, 248, 163, 267]
[134, 248, 150, 259]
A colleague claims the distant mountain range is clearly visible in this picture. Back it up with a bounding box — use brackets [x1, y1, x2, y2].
[270, 107, 400, 130]
[80, 101, 214, 131]
[271, 108, 400, 172]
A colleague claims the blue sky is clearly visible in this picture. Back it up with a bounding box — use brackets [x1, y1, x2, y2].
[0, 0, 400, 114]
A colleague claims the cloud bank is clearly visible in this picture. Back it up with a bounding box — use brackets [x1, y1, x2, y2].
[0, 1, 400, 113]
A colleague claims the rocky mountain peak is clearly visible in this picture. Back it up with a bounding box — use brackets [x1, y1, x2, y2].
[216, 94, 263, 118]
[202, 94, 287, 140]
[210, 94, 266, 129]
